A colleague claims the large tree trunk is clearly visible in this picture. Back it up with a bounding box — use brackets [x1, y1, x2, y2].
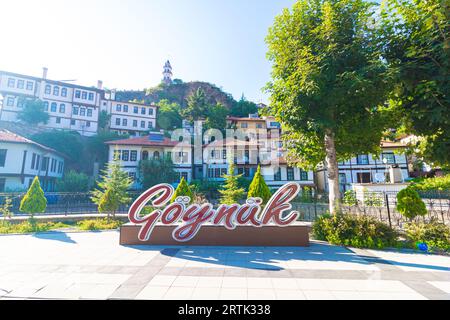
[324, 130, 341, 214]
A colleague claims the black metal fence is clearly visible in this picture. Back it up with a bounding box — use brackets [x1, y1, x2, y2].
[0, 190, 449, 228]
[292, 190, 450, 227]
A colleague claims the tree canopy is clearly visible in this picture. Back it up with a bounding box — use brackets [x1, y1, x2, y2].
[266, 0, 393, 213]
[17, 99, 49, 125]
[380, 0, 450, 168]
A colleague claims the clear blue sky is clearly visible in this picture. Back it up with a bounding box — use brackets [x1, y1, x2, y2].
[0, 0, 295, 103]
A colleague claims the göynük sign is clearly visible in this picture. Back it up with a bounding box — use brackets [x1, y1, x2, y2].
[119, 182, 311, 246]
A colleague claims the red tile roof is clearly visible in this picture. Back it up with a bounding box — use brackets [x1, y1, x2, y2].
[105, 135, 191, 147]
[0, 130, 63, 156]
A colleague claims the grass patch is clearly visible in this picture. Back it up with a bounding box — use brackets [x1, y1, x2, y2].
[76, 218, 123, 231]
[0, 219, 70, 234]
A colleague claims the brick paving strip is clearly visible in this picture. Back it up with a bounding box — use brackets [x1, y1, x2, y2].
[348, 247, 450, 300]
[108, 248, 180, 299]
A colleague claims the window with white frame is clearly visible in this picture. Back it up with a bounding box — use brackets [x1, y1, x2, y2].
[17, 80, 24, 89]
[26, 81, 34, 91]
[53, 86, 59, 96]
[45, 85, 51, 95]
[357, 154, 369, 165]
[7, 78, 15, 88]
[59, 104, 65, 113]
[50, 102, 57, 112]
[61, 88, 67, 97]
[6, 97, 15, 107]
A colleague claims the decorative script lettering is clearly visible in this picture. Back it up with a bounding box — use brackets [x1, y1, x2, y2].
[128, 182, 301, 242]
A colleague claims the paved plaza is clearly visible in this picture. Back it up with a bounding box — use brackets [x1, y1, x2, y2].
[0, 230, 449, 300]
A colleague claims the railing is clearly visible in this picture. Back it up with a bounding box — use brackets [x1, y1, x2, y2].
[0, 190, 449, 228]
[292, 190, 450, 227]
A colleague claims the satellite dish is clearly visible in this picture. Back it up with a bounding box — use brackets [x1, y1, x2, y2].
[374, 173, 386, 183]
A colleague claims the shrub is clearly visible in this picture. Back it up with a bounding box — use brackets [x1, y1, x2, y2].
[19, 176, 47, 217]
[171, 177, 193, 204]
[342, 190, 358, 206]
[396, 188, 427, 220]
[247, 166, 272, 203]
[405, 219, 450, 253]
[409, 174, 450, 192]
[0, 219, 68, 234]
[76, 218, 123, 231]
[312, 214, 398, 249]
[57, 170, 90, 192]
[0, 197, 13, 220]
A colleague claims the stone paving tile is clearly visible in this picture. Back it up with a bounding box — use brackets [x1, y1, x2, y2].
[1, 232, 450, 300]
[428, 281, 450, 294]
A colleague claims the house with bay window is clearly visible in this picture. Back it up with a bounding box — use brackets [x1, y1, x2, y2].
[0, 130, 65, 192]
[0, 68, 103, 136]
[101, 90, 158, 136]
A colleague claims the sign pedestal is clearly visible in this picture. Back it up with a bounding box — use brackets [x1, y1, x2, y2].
[120, 222, 311, 247]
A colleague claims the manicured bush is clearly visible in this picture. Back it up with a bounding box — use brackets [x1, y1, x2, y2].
[19, 176, 47, 217]
[405, 219, 450, 253]
[57, 170, 90, 192]
[76, 218, 123, 231]
[247, 166, 272, 203]
[396, 188, 427, 220]
[312, 214, 398, 249]
[171, 177, 193, 204]
[409, 174, 450, 192]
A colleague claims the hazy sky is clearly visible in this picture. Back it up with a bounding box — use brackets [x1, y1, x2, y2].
[0, 0, 295, 103]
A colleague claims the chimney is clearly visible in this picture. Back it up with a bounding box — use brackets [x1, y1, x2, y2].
[111, 89, 116, 101]
[97, 80, 103, 90]
[42, 67, 48, 80]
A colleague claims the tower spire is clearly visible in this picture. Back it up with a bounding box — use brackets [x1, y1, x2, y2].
[162, 60, 173, 85]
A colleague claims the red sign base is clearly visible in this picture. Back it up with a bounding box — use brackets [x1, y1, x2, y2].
[119, 223, 311, 247]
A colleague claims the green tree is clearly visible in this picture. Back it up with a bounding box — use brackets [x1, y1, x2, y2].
[91, 154, 133, 219]
[219, 161, 245, 205]
[171, 177, 194, 204]
[0, 197, 13, 220]
[32, 130, 82, 170]
[19, 176, 47, 217]
[156, 99, 183, 130]
[231, 95, 258, 117]
[17, 99, 49, 125]
[380, 0, 450, 167]
[265, 0, 392, 214]
[247, 166, 272, 203]
[181, 88, 208, 122]
[98, 110, 111, 131]
[396, 188, 427, 220]
[56, 170, 90, 192]
[139, 155, 178, 189]
[205, 103, 228, 130]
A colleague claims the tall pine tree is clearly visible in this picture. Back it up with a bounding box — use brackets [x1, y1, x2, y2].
[219, 161, 245, 205]
[91, 152, 133, 219]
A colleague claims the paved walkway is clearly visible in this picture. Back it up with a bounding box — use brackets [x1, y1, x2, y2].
[0, 231, 449, 300]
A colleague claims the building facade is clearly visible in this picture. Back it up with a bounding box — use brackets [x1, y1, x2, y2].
[101, 90, 158, 136]
[0, 130, 65, 192]
[0, 69, 103, 136]
[316, 141, 410, 193]
[105, 132, 192, 189]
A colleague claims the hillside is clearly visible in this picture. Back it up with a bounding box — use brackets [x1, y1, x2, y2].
[115, 81, 238, 109]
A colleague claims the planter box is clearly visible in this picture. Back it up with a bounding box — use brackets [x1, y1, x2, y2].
[120, 222, 311, 247]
